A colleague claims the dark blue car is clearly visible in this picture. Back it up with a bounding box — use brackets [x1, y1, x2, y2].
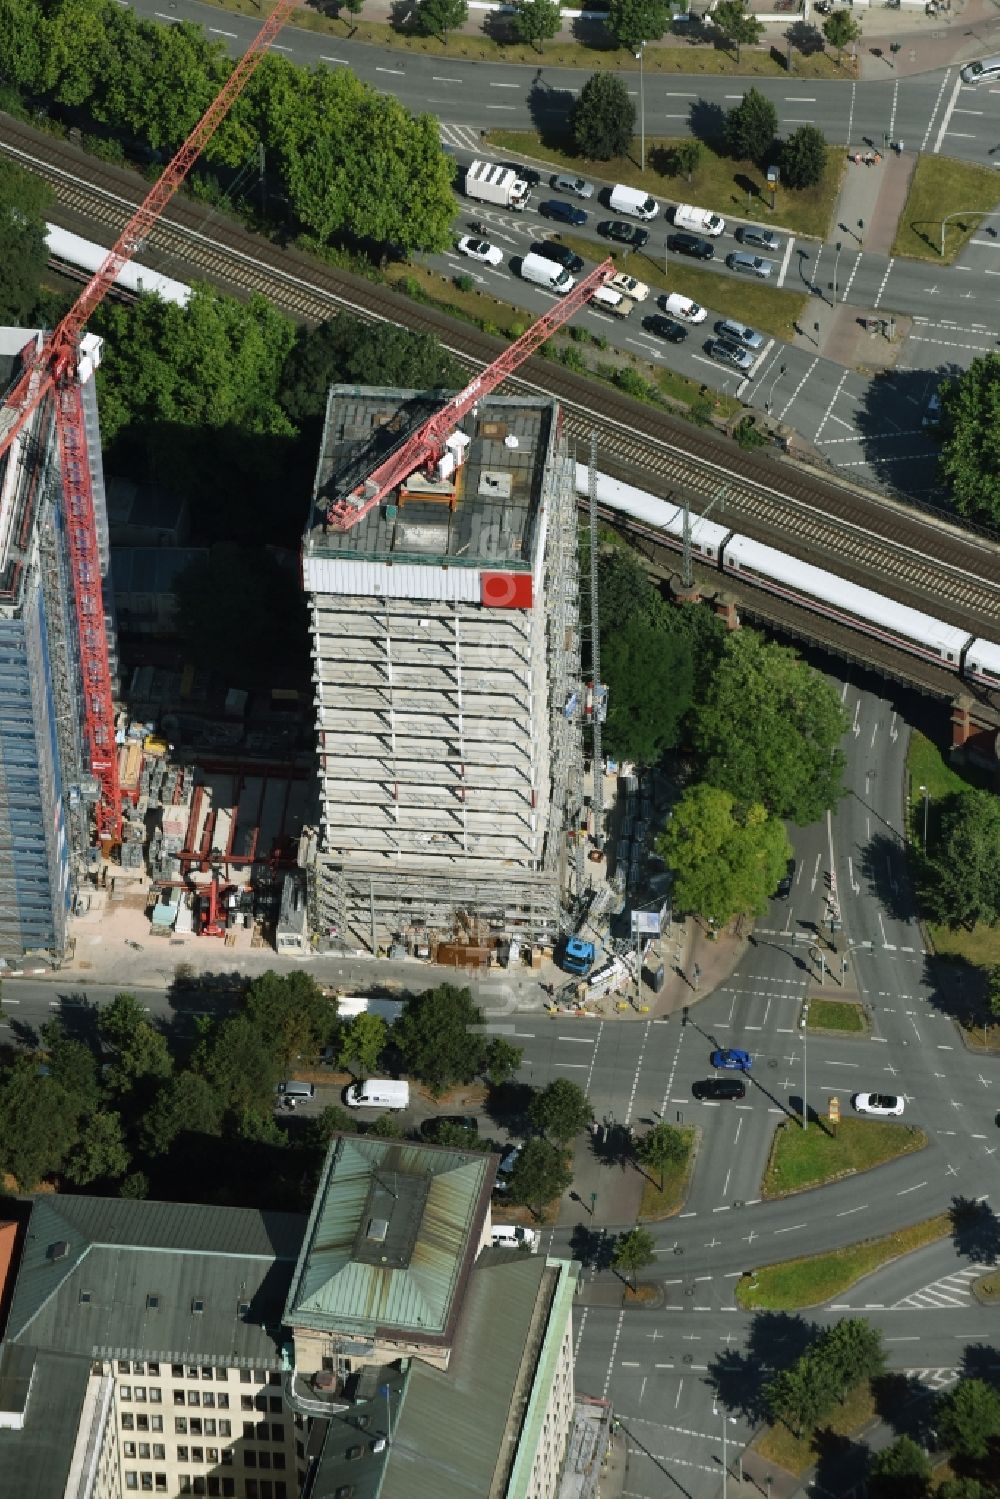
[540, 199, 588, 227]
[710, 1048, 752, 1072]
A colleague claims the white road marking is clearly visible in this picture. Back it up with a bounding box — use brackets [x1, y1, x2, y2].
[933, 73, 963, 154]
[921, 68, 953, 151]
[777, 237, 795, 288]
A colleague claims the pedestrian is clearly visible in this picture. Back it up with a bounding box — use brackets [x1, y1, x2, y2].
[874, 151, 882, 165]
[896, 140, 904, 155]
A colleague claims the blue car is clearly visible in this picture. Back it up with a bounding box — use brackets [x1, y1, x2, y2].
[710, 1048, 752, 1072]
[540, 199, 588, 226]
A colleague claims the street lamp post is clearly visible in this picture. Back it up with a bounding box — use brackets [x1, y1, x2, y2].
[803, 1013, 808, 1132]
[634, 41, 646, 173]
[940, 207, 1000, 256]
[919, 783, 929, 850]
[833, 240, 843, 304]
[765, 362, 788, 414]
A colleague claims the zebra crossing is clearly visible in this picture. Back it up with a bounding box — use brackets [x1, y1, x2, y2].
[892, 1266, 980, 1310]
[439, 123, 481, 152]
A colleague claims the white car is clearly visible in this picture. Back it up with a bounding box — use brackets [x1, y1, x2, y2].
[457, 235, 504, 267]
[608, 272, 650, 303]
[852, 1092, 904, 1117]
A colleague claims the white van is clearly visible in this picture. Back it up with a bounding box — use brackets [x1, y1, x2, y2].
[276, 1081, 315, 1106]
[491, 1224, 539, 1252]
[673, 204, 726, 237]
[662, 292, 708, 325]
[609, 184, 659, 221]
[344, 1079, 410, 1110]
[591, 286, 633, 320]
[521, 251, 575, 295]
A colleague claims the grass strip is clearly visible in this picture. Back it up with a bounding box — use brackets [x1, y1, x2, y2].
[736, 1212, 951, 1311]
[637, 1126, 697, 1220]
[753, 1379, 878, 1475]
[807, 998, 866, 1033]
[486, 129, 844, 241]
[892, 154, 1000, 262]
[762, 1115, 927, 1198]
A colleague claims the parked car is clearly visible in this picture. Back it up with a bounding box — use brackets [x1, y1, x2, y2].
[775, 858, 796, 899]
[922, 392, 942, 429]
[530, 240, 584, 273]
[540, 199, 588, 226]
[715, 318, 765, 350]
[420, 1114, 479, 1140]
[736, 224, 784, 253]
[493, 1143, 522, 1191]
[852, 1092, 904, 1117]
[709, 338, 754, 372]
[552, 173, 594, 199]
[608, 271, 650, 302]
[600, 220, 649, 248]
[710, 1048, 753, 1072]
[726, 251, 775, 279]
[693, 1077, 746, 1101]
[457, 235, 504, 267]
[668, 231, 715, 261]
[644, 313, 688, 342]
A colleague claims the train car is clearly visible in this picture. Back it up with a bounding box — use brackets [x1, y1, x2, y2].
[574, 464, 729, 563]
[45, 224, 193, 308]
[964, 638, 1000, 689]
[721, 533, 972, 669]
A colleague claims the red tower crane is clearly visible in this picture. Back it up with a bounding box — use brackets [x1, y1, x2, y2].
[326, 256, 615, 531]
[0, 0, 298, 848]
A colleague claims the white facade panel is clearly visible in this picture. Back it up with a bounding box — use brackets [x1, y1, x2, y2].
[303, 557, 481, 601]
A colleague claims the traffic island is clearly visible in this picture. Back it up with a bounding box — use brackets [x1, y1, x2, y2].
[762, 1115, 927, 1198]
[806, 997, 869, 1035]
[972, 1271, 1000, 1306]
[735, 1212, 951, 1310]
[752, 1379, 879, 1477]
[637, 1125, 699, 1222]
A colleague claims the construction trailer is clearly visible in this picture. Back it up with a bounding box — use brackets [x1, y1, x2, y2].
[303, 389, 586, 956]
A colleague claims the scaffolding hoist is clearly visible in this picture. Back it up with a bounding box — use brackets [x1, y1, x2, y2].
[326, 259, 616, 531]
[0, 0, 298, 848]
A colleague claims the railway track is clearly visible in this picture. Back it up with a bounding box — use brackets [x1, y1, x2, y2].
[7, 116, 1000, 638]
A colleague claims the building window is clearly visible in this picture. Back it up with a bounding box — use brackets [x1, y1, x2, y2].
[175, 1419, 188, 1436]
[124, 1443, 136, 1459]
[268, 1397, 281, 1414]
[215, 1368, 228, 1381]
[268, 1374, 280, 1387]
[138, 1444, 150, 1459]
[219, 1421, 231, 1438]
[118, 1361, 130, 1375]
[141, 1476, 153, 1492]
[149, 1388, 161, 1404]
[192, 1446, 204, 1463]
[125, 1475, 137, 1491]
[221, 1450, 233, 1466]
[207, 1448, 219, 1464]
[148, 1363, 160, 1377]
[259, 1452, 271, 1470]
[241, 1397, 253, 1412]
[121, 1415, 134, 1432]
[177, 1441, 190, 1460]
[202, 1392, 215, 1409]
[260, 1484, 273, 1499]
[179, 1480, 191, 1496]
[188, 1391, 200, 1407]
[172, 1366, 184, 1379]
[217, 1393, 229, 1410]
[208, 1483, 221, 1498]
[273, 1454, 285, 1471]
[201, 1366, 213, 1380]
[120, 1386, 132, 1401]
[240, 1371, 252, 1384]
[133, 1362, 145, 1376]
[155, 1478, 167, 1493]
[245, 1483, 258, 1499]
[134, 1387, 146, 1403]
[136, 1416, 149, 1433]
[190, 1419, 203, 1437]
[274, 1486, 286, 1499]
[174, 1393, 187, 1407]
[244, 1451, 257, 1469]
[223, 1483, 235, 1499]
[191, 1298, 205, 1316]
[256, 1421, 268, 1441]
[193, 1481, 206, 1498]
[242, 1423, 254, 1440]
[187, 1367, 199, 1380]
[79, 1290, 92, 1305]
[150, 1417, 163, 1433]
[203, 1418, 216, 1437]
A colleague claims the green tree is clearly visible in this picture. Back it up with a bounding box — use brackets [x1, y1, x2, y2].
[506, 1137, 573, 1216]
[937, 1480, 984, 1499]
[428, 1120, 486, 1150]
[395, 984, 486, 1092]
[601, 617, 694, 764]
[765, 1356, 836, 1437]
[142, 1071, 223, 1156]
[668, 139, 702, 183]
[922, 790, 1000, 929]
[0, 1058, 78, 1188]
[413, 0, 469, 40]
[816, 1318, 884, 1395]
[724, 88, 778, 165]
[199, 1013, 284, 1117]
[868, 1435, 931, 1499]
[483, 1037, 523, 1085]
[279, 316, 463, 424]
[612, 1226, 656, 1288]
[119, 1170, 150, 1200]
[570, 71, 636, 161]
[594, 546, 664, 639]
[337, 1012, 388, 1078]
[338, 0, 365, 24]
[635, 1122, 687, 1190]
[0, 159, 51, 325]
[712, 0, 763, 60]
[690, 630, 847, 824]
[989, 966, 1000, 1021]
[937, 1377, 1000, 1460]
[658, 785, 791, 924]
[63, 1110, 130, 1186]
[606, 0, 669, 50]
[40, 1021, 102, 1118]
[98, 993, 172, 1098]
[782, 123, 827, 189]
[303, 1104, 355, 1152]
[243, 971, 336, 1070]
[939, 353, 1000, 525]
[822, 8, 861, 61]
[529, 1078, 592, 1144]
[509, 0, 562, 50]
[368, 1111, 402, 1139]
[0, 0, 48, 91]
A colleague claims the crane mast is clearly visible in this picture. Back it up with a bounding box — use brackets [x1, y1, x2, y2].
[0, 0, 298, 845]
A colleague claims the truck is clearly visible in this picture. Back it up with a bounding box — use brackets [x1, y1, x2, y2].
[465, 159, 531, 212]
[560, 936, 596, 976]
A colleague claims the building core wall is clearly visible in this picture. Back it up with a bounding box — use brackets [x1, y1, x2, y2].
[304, 391, 583, 954]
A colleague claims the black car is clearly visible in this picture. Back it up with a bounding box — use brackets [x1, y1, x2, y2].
[668, 232, 715, 261]
[530, 240, 584, 274]
[539, 199, 587, 226]
[499, 162, 541, 187]
[644, 314, 688, 344]
[420, 1115, 479, 1141]
[775, 857, 796, 899]
[601, 219, 649, 248]
[692, 1077, 746, 1101]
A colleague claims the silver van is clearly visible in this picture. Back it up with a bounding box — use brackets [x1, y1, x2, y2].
[960, 55, 1000, 84]
[276, 1081, 315, 1107]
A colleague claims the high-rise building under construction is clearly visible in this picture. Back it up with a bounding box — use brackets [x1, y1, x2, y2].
[0, 327, 112, 959]
[303, 387, 585, 956]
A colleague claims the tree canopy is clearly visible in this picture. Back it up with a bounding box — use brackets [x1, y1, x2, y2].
[936, 1377, 1000, 1460]
[766, 1319, 883, 1439]
[658, 784, 791, 923]
[337, 1013, 388, 1078]
[921, 790, 1000, 929]
[0, 159, 51, 325]
[505, 1137, 573, 1215]
[529, 1078, 593, 1143]
[635, 1121, 687, 1188]
[570, 72, 636, 160]
[413, 0, 469, 40]
[394, 984, 486, 1092]
[690, 629, 847, 824]
[724, 88, 778, 165]
[711, 0, 763, 60]
[601, 616, 694, 764]
[612, 1227, 656, 1287]
[606, 0, 669, 50]
[279, 316, 464, 424]
[508, 0, 562, 50]
[822, 8, 861, 59]
[939, 353, 1000, 525]
[868, 1436, 931, 1499]
[781, 124, 828, 190]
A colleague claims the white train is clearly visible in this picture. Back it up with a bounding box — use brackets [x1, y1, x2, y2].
[576, 464, 1000, 692]
[45, 224, 192, 308]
